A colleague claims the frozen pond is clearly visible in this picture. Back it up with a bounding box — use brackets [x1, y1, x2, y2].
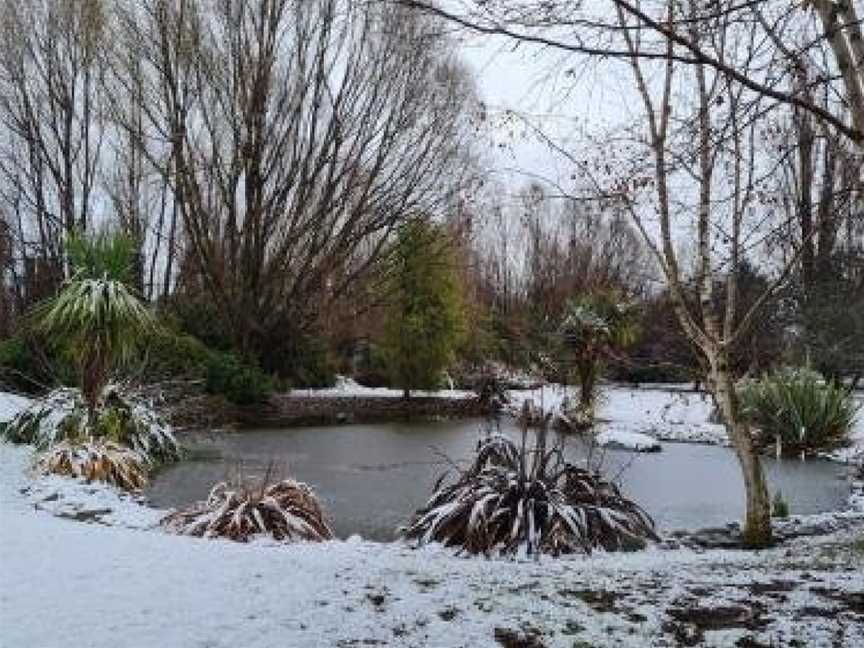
[147, 417, 855, 540]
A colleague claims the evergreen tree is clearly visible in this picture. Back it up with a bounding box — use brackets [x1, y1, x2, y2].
[383, 219, 464, 399]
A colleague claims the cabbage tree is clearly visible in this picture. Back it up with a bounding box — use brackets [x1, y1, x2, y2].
[560, 291, 638, 415]
[32, 231, 154, 422]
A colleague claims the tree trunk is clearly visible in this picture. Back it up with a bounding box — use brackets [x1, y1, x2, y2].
[709, 351, 772, 547]
[578, 360, 595, 411]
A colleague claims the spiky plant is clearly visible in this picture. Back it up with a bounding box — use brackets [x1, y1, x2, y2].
[35, 438, 148, 491]
[400, 415, 658, 556]
[3, 386, 181, 463]
[739, 366, 859, 456]
[32, 230, 154, 422]
[161, 471, 333, 543]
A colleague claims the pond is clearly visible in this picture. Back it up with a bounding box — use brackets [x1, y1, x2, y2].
[146, 418, 854, 541]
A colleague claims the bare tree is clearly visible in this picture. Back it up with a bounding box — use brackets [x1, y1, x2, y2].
[110, 0, 477, 365]
[395, 1, 864, 146]
[0, 0, 108, 302]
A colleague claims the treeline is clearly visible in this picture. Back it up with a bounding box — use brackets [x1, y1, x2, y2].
[1, 1, 863, 395]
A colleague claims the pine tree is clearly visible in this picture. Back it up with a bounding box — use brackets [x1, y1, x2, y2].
[383, 219, 464, 399]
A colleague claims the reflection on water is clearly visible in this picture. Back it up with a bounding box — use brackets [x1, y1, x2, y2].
[147, 418, 853, 541]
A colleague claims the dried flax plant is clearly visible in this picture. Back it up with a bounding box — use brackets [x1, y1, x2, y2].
[401, 404, 658, 556]
[35, 439, 148, 491]
[161, 463, 333, 543]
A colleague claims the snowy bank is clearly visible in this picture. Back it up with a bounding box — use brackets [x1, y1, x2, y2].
[595, 429, 662, 452]
[506, 384, 728, 446]
[293, 375, 474, 400]
[0, 391, 31, 422]
[2, 440, 864, 647]
[506, 385, 864, 463]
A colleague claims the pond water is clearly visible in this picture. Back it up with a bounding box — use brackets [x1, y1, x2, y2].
[147, 418, 854, 541]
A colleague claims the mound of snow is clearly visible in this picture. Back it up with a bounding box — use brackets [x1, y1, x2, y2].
[295, 375, 475, 400]
[596, 429, 662, 452]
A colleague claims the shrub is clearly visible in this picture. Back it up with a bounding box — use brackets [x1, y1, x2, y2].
[0, 336, 38, 392]
[739, 366, 859, 456]
[2, 387, 181, 463]
[559, 291, 639, 415]
[205, 353, 272, 405]
[0, 335, 75, 393]
[400, 417, 658, 556]
[382, 218, 465, 396]
[274, 333, 336, 389]
[35, 439, 148, 491]
[771, 491, 790, 519]
[162, 475, 333, 542]
[141, 329, 214, 380]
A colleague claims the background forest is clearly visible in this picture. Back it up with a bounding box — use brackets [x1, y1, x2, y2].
[0, 0, 862, 403]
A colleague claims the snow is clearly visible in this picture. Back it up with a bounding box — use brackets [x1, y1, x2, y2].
[595, 429, 662, 452]
[506, 383, 729, 446]
[506, 385, 864, 461]
[2, 387, 864, 647]
[294, 375, 475, 400]
[0, 391, 31, 423]
[2, 440, 864, 647]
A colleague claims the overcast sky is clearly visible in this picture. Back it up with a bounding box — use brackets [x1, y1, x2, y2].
[456, 28, 643, 202]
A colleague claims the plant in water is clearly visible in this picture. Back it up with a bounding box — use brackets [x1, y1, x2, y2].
[771, 491, 790, 519]
[161, 464, 333, 543]
[400, 406, 658, 556]
[739, 366, 859, 457]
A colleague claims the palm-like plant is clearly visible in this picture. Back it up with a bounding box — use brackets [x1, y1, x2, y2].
[32, 230, 153, 422]
[559, 291, 639, 418]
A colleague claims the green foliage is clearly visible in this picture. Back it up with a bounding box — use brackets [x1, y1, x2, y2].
[66, 229, 137, 284]
[382, 219, 465, 394]
[559, 290, 639, 410]
[352, 342, 391, 388]
[141, 328, 214, 380]
[2, 387, 181, 463]
[205, 353, 272, 405]
[793, 273, 864, 383]
[772, 491, 790, 519]
[261, 332, 336, 389]
[0, 336, 45, 393]
[739, 366, 859, 456]
[166, 295, 234, 353]
[31, 230, 154, 413]
[0, 335, 76, 392]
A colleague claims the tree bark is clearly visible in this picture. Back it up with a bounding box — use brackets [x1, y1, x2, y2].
[708, 348, 772, 547]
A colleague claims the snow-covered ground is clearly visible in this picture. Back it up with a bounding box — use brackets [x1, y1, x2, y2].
[594, 429, 662, 452]
[3, 388, 864, 647]
[292, 375, 476, 400]
[2, 440, 864, 647]
[0, 391, 29, 422]
[507, 384, 864, 459]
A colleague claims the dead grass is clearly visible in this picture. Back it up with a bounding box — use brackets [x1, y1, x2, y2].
[35, 439, 148, 491]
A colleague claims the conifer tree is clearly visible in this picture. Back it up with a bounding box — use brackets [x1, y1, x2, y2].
[383, 218, 464, 399]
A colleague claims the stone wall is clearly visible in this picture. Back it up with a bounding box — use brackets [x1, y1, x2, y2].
[234, 394, 488, 427]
